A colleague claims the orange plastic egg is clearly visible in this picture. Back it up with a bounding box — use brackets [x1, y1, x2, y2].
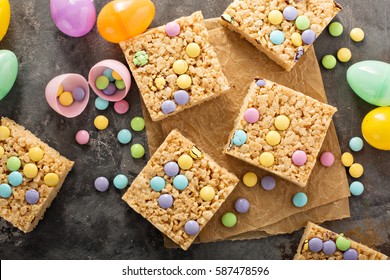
[97, 0, 155, 43]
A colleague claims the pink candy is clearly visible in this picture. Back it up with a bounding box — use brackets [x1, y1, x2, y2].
[320, 152, 335, 167]
[292, 150, 307, 166]
[244, 108, 260, 123]
[165, 22, 180, 37]
[114, 100, 129, 114]
[75, 130, 90, 145]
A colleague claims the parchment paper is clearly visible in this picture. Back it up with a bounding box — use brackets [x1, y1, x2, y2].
[140, 19, 351, 245]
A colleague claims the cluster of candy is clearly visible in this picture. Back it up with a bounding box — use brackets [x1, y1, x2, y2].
[149, 146, 204, 236]
[304, 235, 359, 260]
[94, 174, 129, 192]
[57, 84, 86, 107]
[0, 126, 59, 204]
[341, 136, 365, 196]
[322, 22, 365, 69]
[95, 68, 126, 97]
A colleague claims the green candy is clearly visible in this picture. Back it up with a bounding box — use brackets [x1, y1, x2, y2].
[115, 79, 126, 90]
[95, 76, 109, 90]
[329, 22, 343, 37]
[131, 144, 145, 159]
[131, 117, 145, 132]
[322, 55, 337, 70]
[6, 156, 21, 171]
[295, 15, 310, 30]
[336, 236, 351, 251]
[222, 212, 237, 228]
[133, 51, 148, 67]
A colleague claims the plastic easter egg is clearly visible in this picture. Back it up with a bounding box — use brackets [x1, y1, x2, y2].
[50, 0, 96, 37]
[0, 0, 10, 41]
[0, 50, 18, 101]
[97, 0, 155, 43]
[362, 107, 390, 150]
[347, 61, 390, 106]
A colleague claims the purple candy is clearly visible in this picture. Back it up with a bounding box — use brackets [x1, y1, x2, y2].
[72, 87, 85, 101]
[261, 176, 276, 190]
[343, 248, 358, 260]
[161, 100, 176, 114]
[102, 83, 117, 95]
[256, 79, 266, 87]
[235, 198, 250, 213]
[308, 237, 323, 253]
[158, 194, 173, 209]
[283, 6, 298, 21]
[164, 161, 179, 177]
[165, 22, 181, 37]
[322, 240, 337, 255]
[25, 189, 40, 204]
[302, 29, 316, 45]
[94, 176, 109, 192]
[173, 90, 190, 105]
[184, 220, 200, 235]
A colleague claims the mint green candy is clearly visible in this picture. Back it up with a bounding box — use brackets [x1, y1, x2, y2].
[329, 22, 343, 37]
[113, 174, 129, 190]
[95, 76, 109, 90]
[222, 212, 237, 227]
[131, 144, 145, 159]
[336, 236, 351, 251]
[131, 117, 145, 132]
[115, 79, 125, 90]
[293, 192, 307, 207]
[7, 156, 21, 171]
[322, 55, 337, 70]
[295, 15, 310, 30]
[0, 50, 18, 101]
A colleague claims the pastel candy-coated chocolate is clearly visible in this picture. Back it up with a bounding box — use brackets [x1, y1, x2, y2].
[75, 130, 90, 145]
[222, 212, 237, 228]
[293, 192, 307, 207]
[243, 172, 257, 187]
[350, 28, 364, 42]
[158, 194, 173, 209]
[114, 100, 129, 114]
[270, 30, 284, 45]
[283, 6, 298, 21]
[232, 130, 247, 146]
[165, 21, 180, 37]
[320, 152, 335, 167]
[343, 249, 358, 260]
[164, 161, 179, 177]
[336, 236, 351, 251]
[173, 174, 188, 190]
[261, 176, 276, 190]
[149, 176, 166, 192]
[161, 100, 177, 114]
[130, 117, 145, 131]
[95, 97, 109, 110]
[347, 61, 390, 106]
[113, 174, 128, 189]
[235, 198, 250, 213]
[0, 183, 12, 199]
[28, 147, 44, 162]
[349, 137, 364, 152]
[173, 90, 190, 105]
[301, 29, 316, 45]
[295, 15, 310, 30]
[322, 240, 337, 255]
[130, 144, 145, 158]
[94, 176, 109, 192]
[328, 22, 343, 37]
[244, 108, 259, 123]
[8, 171, 23, 186]
[361, 107, 390, 150]
[292, 150, 307, 166]
[25, 189, 40, 204]
[184, 220, 199, 236]
[199, 186, 215, 201]
[256, 79, 266, 87]
[72, 87, 85, 101]
[117, 129, 132, 144]
[350, 181, 364, 196]
[308, 237, 323, 253]
[103, 83, 117, 95]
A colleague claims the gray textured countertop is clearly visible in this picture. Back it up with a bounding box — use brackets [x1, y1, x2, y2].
[0, 0, 389, 259]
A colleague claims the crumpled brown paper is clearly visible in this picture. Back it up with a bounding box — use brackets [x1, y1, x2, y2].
[140, 18, 351, 245]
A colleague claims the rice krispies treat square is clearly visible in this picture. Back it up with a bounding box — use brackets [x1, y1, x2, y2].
[220, 0, 342, 71]
[294, 222, 388, 260]
[0, 117, 74, 232]
[120, 11, 230, 122]
[225, 79, 337, 187]
[122, 129, 239, 250]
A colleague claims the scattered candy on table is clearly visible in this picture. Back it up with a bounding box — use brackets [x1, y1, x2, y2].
[94, 115, 109, 130]
[350, 27, 365, 42]
[94, 176, 109, 192]
[328, 22, 343, 37]
[222, 212, 237, 228]
[75, 130, 90, 145]
[261, 176, 276, 191]
[235, 198, 250, 213]
[349, 136, 364, 152]
[349, 163, 364, 178]
[95, 97, 109, 110]
[130, 144, 145, 158]
[350, 181, 364, 196]
[293, 192, 308, 208]
[242, 172, 257, 187]
[341, 152, 354, 167]
[113, 174, 128, 189]
[320, 152, 335, 167]
[130, 117, 145, 131]
[117, 129, 132, 144]
[337, 48, 352, 63]
[322, 55, 337, 70]
[114, 100, 130, 114]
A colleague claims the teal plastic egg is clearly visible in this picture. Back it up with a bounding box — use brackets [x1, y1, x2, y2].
[347, 60, 390, 106]
[0, 49, 18, 100]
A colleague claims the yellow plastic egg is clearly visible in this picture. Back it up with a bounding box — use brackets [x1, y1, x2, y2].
[0, 0, 10, 42]
[361, 107, 390, 150]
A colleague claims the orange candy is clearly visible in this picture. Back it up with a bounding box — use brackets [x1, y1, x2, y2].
[97, 0, 155, 43]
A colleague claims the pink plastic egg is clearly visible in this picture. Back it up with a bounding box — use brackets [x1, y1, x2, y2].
[50, 0, 96, 37]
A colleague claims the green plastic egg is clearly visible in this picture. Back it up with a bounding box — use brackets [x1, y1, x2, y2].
[0, 49, 18, 101]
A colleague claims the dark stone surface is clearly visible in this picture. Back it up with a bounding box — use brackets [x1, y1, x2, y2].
[0, 0, 389, 259]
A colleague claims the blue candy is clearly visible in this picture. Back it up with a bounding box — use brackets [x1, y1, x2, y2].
[8, 171, 23, 187]
[270, 30, 285, 45]
[117, 129, 132, 144]
[350, 181, 364, 196]
[232, 130, 247, 146]
[95, 97, 109, 110]
[150, 176, 166, 192]
[349, 137, 364, 152]
[113, 174, 128, 190]
[293, 192, 308, 207]
[173, 174, 188, 190]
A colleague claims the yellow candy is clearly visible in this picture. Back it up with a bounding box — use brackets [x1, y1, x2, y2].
[337, 48, 352, 63]
[28, 147, 44, 162]
[341, 152, 354, 167]
[268, 10, 283, 25]
[112, 70, 122, 80]
[186, 43, 201, 58]
[291, 32, 302, 46]
[44, 173, 60, 187]
[178, 154, 193, 170]
[190, 146, 203, 159]
[58, 91, 74, 107]
[259, 152, 275, 167]
[200, 186, 215, 202]
[0, 125, 10, 140]
[275, 115, 290, 130]
[243, 172, 257, 187]
[154, 76, 166, 90]
[23, 163, 38, 179]
[177, 74, 192, 89]
[0, 146, 4, 158]
[350, 28, 364, 42]
[266, 131, 281, 146]
[57, 84, 64, 97]
[349, 163, 364, 178]
[173, 59, 188, 75]
[94, 115, 109, 130]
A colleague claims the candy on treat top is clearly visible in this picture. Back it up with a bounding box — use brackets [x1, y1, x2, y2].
[149, 176, 166, 192]
[308, 237, 323, 253]
[235, 198, 250, 213]
[221, 13, 232, 23]
[232, 130, 247, 146]
[130, 117, 145, 131]
[343, 248, 358, 260]
[292, 150, 307, 166]
[320, 152, 335, 167]
[95, 97, 109, 110]
[349, 163, 364, 178]
[58, 91, 74, 106]
[23, 163, 38, 179]
[94, 115, 109, 130]
[8, 171, 23, 187]
[161, 100, 177, 114]
[274, 115, 290, 130]
[256, 79, 266, 87]
[165, 21, 181, 37]
[44, 173, 59, 187]
[154, 76, 166, 90]
[350, 28, 364, 42]
[173, 59, 188, 75]
[349, 136, 364, 152]
[173, 174, 188, 190]
[243, 172, 257, 187]
[178, 154, 193, 170]
[244, 108, 260, 123]
[177, 74, 192, 89]
[186, 42, 201, 58]
[199, 186, 215, 201]
[270, 30, 284, 45]
[113, 174, 128, 190]
[75, 130, 90, 145]
[184, 220, 200, 236]
[293, 192, 308, 207]
[0, 183, 12, 199]
[130, 144, 145, 159]
[322, 55, 337, 70]
[7, 156, 21, 171]
[94, 176, 109, 192]
[158, 193, 173, 209]
[265, 131, 281, 146]
[25, 189, 39, 204]
[322, 240, 337, 255]
[259, 152, 274, 167]
[336, 235, 351, 251]
[222, 212, 237, 228]
[28, 147, 44, 162]
[190, 146, 203, 159]
[341, 152, 354, 167]
[268, 10, 283, 25]
[295, 15, 310, 30]
[133, 50, 149, 67]
[302, 29, 316, 45]
[350, 181, 364, 196]
[291, 32, 302, 47]
[173, 90, 190, 106]
[261, 176, 276, 191]
[164, 161, 179, 177]
[337, 48, 352, 63]
[329, 22, 343, 37]
[283, 6, 298, 21]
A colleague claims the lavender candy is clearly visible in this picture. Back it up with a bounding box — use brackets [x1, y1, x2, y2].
[343, 248, 358, 260]
[322, 240, 337, 255]
[173, 90, 190, 105]
[72, 87, 86, 101]
[261, 176, 276, 190]
[302, 30, 316, 45]
[184, 220, 200, 235]
[103, 83, 117, 95]
[161, 100, 176, 114]
[94, 176, 109, 192]
[235, 198, 250, 213]
[25, 189, 40, 204]
[164, 161, 179, 177]
[256, 79, 266, 87]
[158, 194, 173, 209]
[283, 6, 298, 21]
[308, 237, 323, 253]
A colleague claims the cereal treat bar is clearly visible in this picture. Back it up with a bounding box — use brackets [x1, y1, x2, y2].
[120, 11, 230, 121]
[220, 0, 342, 71]
[0, 118, 74, 232]
[294, 222, 388, 260]
[122, 130, 239, 250]
[225, 79, 337, 187]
